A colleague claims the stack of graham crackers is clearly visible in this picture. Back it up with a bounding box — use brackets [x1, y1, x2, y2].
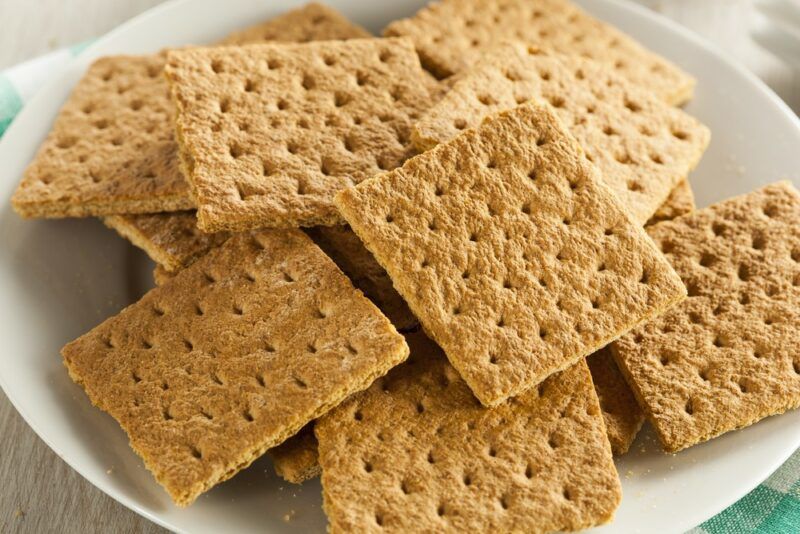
[11, 1, 800, 531]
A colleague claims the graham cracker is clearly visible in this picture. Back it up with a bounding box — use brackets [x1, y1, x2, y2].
[587, 347, 645, 455]
[12, 52, 193, 218]
[12, 3, 370, 219]
[62, 229, 409, 505]
[153, 264, 174, 286]
[165, 38, 438, 232]
[316, 331, 621, 533]
[307, 226, 417, 331]
[646, 178, 696, 226]
[335, 102, 686, 407]
[412, 44, 710, 224]
[383, 0, 695, 105]
[612, 182, 800, 452]
[270, 424, 321, 484]
[219, 2, 370, 46]
[105, 212, 229, 272]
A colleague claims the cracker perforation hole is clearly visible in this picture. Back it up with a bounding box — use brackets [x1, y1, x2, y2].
[738, 264, 752, 282]
[190, 446, 202, 459]
[454, 118, 467, 130]
[243, 410, 255, 423]
[478, 94, 496, 106]
[293, 376, 307, 389]
[548, 95, 565, 108]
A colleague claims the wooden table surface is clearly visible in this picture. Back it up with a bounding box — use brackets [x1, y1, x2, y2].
[0, 1, 798, 533]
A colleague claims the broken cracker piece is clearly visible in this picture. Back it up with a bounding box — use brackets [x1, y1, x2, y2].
[270, 424, 321, 484]
[587, 347, 645, 455]
[612, 182, 800, 452]
[317, 331, 621, 533]
[336, 102, 686, 406]
[62, 229, 409, 505]
[165, 38, 437, 231]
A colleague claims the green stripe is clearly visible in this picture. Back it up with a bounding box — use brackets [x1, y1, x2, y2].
[69, 39, 94, 56]
[701, 485, 785, 533]
[0, 75, 23, 138]
[754, 493, 800, 533]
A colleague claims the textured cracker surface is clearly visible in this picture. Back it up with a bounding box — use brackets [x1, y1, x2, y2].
[317, 332, 621, 533]
[412, 45, 709, 224]
[384, 0, 695, 105]
[12, 3, 370, 219]
[336, 103, 686, 407]
[646, 178, 696, 226]
[12, 53, 192, 218]
[307, 226, 417, 331]
[269, 424, 321, 484]
[62, 229, 409, 505]
[166, 38, 437, 231]
[612, 182, 800, 452]
[105, 212, 229, 272]
[218, 2, 370, 46]
[587, 348, 645, 455]
[153, 264, 174, 286]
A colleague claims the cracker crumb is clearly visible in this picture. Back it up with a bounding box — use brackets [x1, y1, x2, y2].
[283, 510, 296, 522]
[14, 508, 25, 519]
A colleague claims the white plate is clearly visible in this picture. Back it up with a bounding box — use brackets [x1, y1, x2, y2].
[0, 0, 798, 532]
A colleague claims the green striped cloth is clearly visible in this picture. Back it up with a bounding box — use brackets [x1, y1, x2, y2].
[0, 45, 798, 534]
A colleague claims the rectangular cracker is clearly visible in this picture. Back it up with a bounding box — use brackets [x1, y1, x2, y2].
[105, 212, 230, 272]
[165, 38, 438, 232]
[62, 229, 409, 505]
[306, 226, 418, 331]
[384, 0, 695, 105]
[317, 331, 621, 533]
[412, 44, 710, 224]
[269, 424, 321, 484]
[612, 182, 800, 452]
[12, 52, 193, 218]
[646, 178, 696, 226]
[587, 347, 645, 455]
[12, 3, 370, 219]
[335, 102, 686, 407]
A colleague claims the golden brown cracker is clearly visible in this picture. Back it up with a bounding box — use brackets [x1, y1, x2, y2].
[270, 424, 321, 484]
[165, 38, 437, 232]
[105, 212, 229, 272]
[587, 347, 645, 455]
[317, 332, 621, 533]
[62, 229, 409, 505]
[335, 103, 686, 407]
[12, 53, 192, 218]
[612, 182, 800, 452]
[307, 226, 417, 331]
[412, 45, 709, 224]
[384, 0, 694, 105]
[219, 2, 370, 45]
[646, 179, 696, 226]
[13, 3, 370, 219]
